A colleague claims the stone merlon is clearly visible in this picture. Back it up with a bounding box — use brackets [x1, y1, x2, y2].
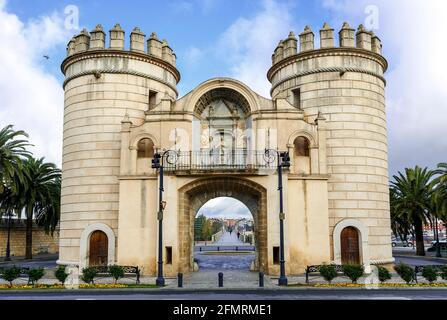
[65, 23, 177, 67]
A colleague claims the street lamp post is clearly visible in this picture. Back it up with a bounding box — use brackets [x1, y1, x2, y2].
[5, 212, 12, 261]
[435, 216, 442, 258]
[152, 150, 177, 287]
[265, 149, 290, 286]
[152, 152, 165, 286]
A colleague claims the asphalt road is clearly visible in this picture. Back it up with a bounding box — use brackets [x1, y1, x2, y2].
[0, 289, 447, 300]
[195, 253, 255, 270]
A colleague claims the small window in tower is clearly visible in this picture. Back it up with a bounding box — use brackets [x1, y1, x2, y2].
[166, 246, 172, 264]
[273, 246, 280, 265]
[292, 88, 301, 108]
[137, 138, 154, 158]
[149, 90, 157, 109]
[294, 136, 310, 157]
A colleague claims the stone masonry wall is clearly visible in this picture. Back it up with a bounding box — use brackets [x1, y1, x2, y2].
[0, 220, 59, 257]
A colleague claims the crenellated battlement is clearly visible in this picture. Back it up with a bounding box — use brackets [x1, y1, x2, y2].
[271, 22, 383, 66]
[66, 23, 177, 67]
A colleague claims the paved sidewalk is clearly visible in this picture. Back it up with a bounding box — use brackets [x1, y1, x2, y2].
[214, 230, 250, 246]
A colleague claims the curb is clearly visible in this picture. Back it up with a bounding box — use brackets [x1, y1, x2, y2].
[1, 286, 447, 295]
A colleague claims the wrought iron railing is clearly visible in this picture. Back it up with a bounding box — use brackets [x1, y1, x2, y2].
[161, 149, 279, 171]
[194, 245, 256, 252]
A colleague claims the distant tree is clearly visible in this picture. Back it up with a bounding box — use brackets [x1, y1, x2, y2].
[201, 219, 212, 241]
[194, 214, 206, 241]
[211, 220, 222, 235]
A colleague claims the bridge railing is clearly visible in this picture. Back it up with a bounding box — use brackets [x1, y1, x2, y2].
[194, 245, 256, 252]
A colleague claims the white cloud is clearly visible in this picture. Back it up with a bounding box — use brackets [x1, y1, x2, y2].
[0, 1, 71, 167]
[169, 0, 220, 15]
[197, 197, 252, 219]
[216, 0, 298, 97]
[169, 1, 195, 14]
[320, 0, 447, 174]
[183, 46, 203, 66]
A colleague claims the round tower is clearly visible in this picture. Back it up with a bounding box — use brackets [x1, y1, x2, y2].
[59, 24, 180, 266]
[268, 23, 392, 267]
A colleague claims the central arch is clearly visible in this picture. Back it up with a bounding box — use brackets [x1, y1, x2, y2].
[178, 177, 267, 273]
[185, 77, 261, 116]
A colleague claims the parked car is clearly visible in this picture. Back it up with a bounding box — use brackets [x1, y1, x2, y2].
[392, 239, 415, 247]
[431, 238, 447, 246]
[427, 241, 447, 252]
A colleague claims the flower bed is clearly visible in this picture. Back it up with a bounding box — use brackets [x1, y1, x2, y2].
[306, 282, 447, 288]
[0, 283, 159, 290]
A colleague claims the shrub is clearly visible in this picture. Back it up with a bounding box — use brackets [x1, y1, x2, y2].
[394, 263, 415, 284]
[81, 267, 97, 284]
[1, 266, 21, 287]
[421, 266, 438, 283]
[54, 265, 69, 284]
[377, 266, 392, 283]
[108, 265, 124, 284]
[342, 264, 364, 283]
[28, 268, 45, 286]
[441, 265, 447, 280]
[319, 265, 338, 283]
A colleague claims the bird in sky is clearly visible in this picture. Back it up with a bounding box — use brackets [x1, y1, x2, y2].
[43, 55, 50, 60]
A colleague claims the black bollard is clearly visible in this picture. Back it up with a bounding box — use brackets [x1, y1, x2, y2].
[259, 272, 264, 287]
[178, 273, 183, 288]
[218, 272, 223, 287]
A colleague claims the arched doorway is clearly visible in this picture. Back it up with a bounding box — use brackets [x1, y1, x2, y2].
[340, 227, 360, 265]
[193, 197, 256, 271]
[178, 177, 267, 273]
[89, 230, 108, 266]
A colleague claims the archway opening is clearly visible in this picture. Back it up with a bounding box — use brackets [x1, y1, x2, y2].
[193, 197, 256, 271]
[178, 177, 267, 274]
[88, 230, 108, 266]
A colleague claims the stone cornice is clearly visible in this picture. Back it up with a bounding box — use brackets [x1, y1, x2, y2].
[287, 174, 330, 180]
[118, 175, 158, 180]
[270, 66, 387, 95]
[63, 69, 178, 95]
[267, 47, 388, 82]
[61, 49, 181, 83]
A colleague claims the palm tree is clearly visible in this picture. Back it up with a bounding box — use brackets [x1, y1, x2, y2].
[0, 125, 32, 193]
[390, 187, 413, 242]
[35, 175, 61, 235]
[0, 184, 20, 260]
[433, 162, 447, 236]
[391, 166, 436, 256]
[16, 157, 61, 259]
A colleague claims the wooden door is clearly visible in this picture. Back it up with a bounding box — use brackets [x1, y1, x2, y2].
[341, 227, 360, 265]
[89, 231, 108, 266]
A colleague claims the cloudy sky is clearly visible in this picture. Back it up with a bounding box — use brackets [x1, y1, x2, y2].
[1, 0, 446, 218]
[197, 197, 252, 219]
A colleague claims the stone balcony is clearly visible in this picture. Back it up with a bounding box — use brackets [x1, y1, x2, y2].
[161, 149, 279, 174]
